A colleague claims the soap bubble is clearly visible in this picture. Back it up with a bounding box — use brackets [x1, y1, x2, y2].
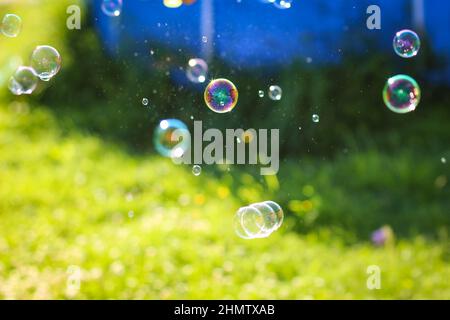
[273, 0, 293, 9]
[258, 90, 264, 98]
[383, 75, 421, 114]
[30, 45, 62, 81]
[234, 201, 283, 239]
[312, 114, 320, 123]
[393, 29, 420, 58]
[154, 119, 190, 158]
[142, 98, 149, 106]
[163, 0, 183, 8]
[262, 200, 284, 230]
[204, 78, 238, 113]
[192, 165, 202, 176]
[101, 0, 123, 17]
[8, 66, 38, 95]
[1, 14, 22, 38]
[186, 58, 208, 83]
[441, 157, 446, 164]
[268, 85, 282, 101]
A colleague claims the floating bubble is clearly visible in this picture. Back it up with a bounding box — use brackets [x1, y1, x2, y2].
[268, 85, 282, 101]
[393, 29, 420, 58]
[204, 78, 238, 113]
[101, 0, 123, 17]
[312, 114, 320, 123]
[192, 165, 202, 176]
[163, 0, 183, 8]
[273, 0, 293, 9]
[441, 157, 447, 164]
[258, 90, 264, 98]
[383, 75, 421, 114]
[186, 58, 208, 83]
[262, 200, 284, 230]
[202, 36, 208, 43]
[1, 14, 22, 38]
[154, 119, 190, 158]
[142, 98, 149, 106]
[30, 45, 62, 81]
[234, 201, 283, 239]
[8, 66, 38, 95]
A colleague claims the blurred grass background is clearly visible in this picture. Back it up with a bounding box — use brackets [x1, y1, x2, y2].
[0, 0, 449, 299]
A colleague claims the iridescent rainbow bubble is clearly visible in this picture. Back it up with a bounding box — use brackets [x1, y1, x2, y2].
[204, 78, 238, 113]
[383, 75, 421, 114]
[153, 119, 190, 158]
[393, 29, 420, 58]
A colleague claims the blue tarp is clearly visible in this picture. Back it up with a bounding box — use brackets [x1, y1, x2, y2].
[92, 0, 450, 82]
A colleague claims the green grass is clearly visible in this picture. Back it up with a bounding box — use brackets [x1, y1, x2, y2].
[0, 103, 449, 299]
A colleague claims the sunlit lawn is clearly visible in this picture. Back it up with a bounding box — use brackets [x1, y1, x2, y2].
[0, 103, 449, 299]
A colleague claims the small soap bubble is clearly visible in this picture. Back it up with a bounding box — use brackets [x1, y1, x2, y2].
[393, 29, 420, 58]
[273, 0, 292, 9]
[268, 85, 282, 101]
[441, 157, 447, 164]
[8, 66, 38, 95]
[101, 0, 123, 17]
[258, 90, 265, 98]
[202, 36, 208, 43]
[186, 58, 208, 83]
[142, 98, 149, 106]
[163, 0, 183, 8]
[204, 78, 239, 113]
[154, 119, 190, 158]
[192, 165, 202, 176]
[383, 75, 421, 113]
[312, 114, 320, 123]
[128, 210, 134, 218]
[1, 14, 22, 38]
[234, 201, 283, 240]
[30, 45, 62, 81]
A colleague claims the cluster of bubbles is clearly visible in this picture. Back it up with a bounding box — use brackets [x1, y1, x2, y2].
[101, 0, 123, 17]
[393, 29, 421, 58]
[234, 201, 284, 239]
[8, 45, 61, 95]
[268, 85, 282, 101]
[383, 30, 421, 113]
[153, 119, 190, 158]
[186, 58, 208, 83]
[1, 13, 22, 37]
[260, 0, 293, 9]
[163, 0, 197, 9]
[204, 78, 239, 113]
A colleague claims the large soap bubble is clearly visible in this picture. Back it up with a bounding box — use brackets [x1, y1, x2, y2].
[1, 14, 22, 38]
[154, 119, 190, 158]
[204, 78, 238, 113]
[30, 45, 62, 81]
[8, 66, 38, 95]
[383, 75, 421, 114]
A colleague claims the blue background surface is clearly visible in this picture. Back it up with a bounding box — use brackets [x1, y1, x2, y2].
[92, 0, 450, 82]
